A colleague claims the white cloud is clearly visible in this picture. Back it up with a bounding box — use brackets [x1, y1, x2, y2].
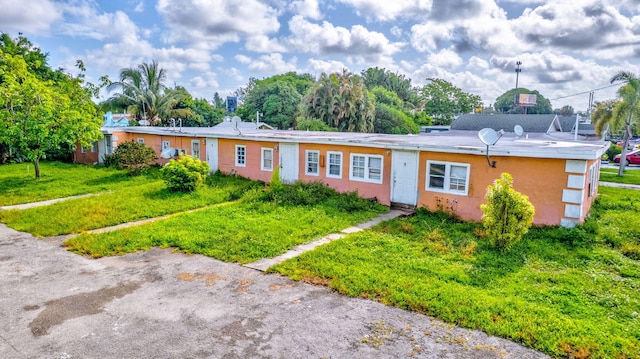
[289, 0, 322, 20]
[286, 16, 404, 62]
[234, 54, 252, 64]
[0, 0, 62, 33]
[306, 58, 348, 75]
[390, 26, 403, 38]
[190, 72, 219, 88]
[245, 35, 287, 53]
[156, 0, 281, 49]
[248, 53, 298, 73]
[134, 1, 144, 12]
[335, 0, 433, 21]
[427, 48, 463, 69]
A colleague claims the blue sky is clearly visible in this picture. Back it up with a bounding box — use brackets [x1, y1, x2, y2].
[2, 0, 639, 112]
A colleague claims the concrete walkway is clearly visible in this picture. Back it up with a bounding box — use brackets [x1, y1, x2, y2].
[244, 209, 413, 271]
[600, 181, 640, 190]
[0, 192, 103, 211]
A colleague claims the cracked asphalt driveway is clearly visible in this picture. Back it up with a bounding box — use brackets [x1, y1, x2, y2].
[0, 224, 548, 359]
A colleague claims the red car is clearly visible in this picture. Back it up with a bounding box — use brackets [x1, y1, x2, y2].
[614, 149, 640, 165]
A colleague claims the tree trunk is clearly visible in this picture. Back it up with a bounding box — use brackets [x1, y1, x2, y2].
[34, 158, 41, 179]
[618, 123, 631, 177]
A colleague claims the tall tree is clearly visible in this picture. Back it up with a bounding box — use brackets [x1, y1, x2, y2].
[361, 67, 420, 108]
[238, 72, 313, 129]
[300, 70, 375, 132]
[494, 88, 552, 114]
[421, 78, 483, 125]
[0, 48, 102, 177]
[594, 72, 640, 176]
[105, 61, 186, 126]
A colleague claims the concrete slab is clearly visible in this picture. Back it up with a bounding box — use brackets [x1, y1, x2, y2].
[0, 223, 548, 359]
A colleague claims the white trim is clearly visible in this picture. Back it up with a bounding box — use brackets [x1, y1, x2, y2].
[305, 150, 320, 176]
[426, 160, 470, 196]
[349, 153, 383, 184]
[90, 142, 97, 153]
[565, 160, 587, 174]
[326, 151, 343, 179]
[261, 148, 273, 171]
[162, 140, 171, 150]
[564, 204, 583, 219]
[560, 219, 579, 228]
[235, 145, 246, 167]
[567, 175, 585, 189]
[562, 189, 584, 204]
[81, 145, 87, 154]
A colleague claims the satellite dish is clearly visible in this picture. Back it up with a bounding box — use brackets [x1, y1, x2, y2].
[231, 116, 242, 124]
[160, 147, 176, 159]
[478, 128, 499, 146]
[514, 125, 524, 137]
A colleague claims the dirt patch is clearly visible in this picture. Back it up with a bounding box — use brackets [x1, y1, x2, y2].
[28, 281, 141, 336]
[269, 284, 293, 291]
[176, 272, 227, 286]
[236, 279, 252, 292]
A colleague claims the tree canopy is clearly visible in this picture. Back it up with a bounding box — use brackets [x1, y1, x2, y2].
[593, 72, 640, 176]
[300, 70, 375, 132]
[0, 33, 102, 177]
[105, 61, 193, 126]
[421, 78, 483, 125]
[494, 88, 552, 114]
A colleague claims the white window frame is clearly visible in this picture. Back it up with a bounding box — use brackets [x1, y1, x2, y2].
[137, 138, 144, 144]
[235, 145, 246, 167]
[81, 145, 87, 154]
[349, 153, 383, 184]
[426, 160, 470, 196]
[305, 150, 320, 176]
[326, 151, 343, 179]
[90, 142, 97, 153]
[191, 140, 200, 159]
[162, 141, 170, 150]
[261, 148, 273, 171]
[588, 163, 598, 197]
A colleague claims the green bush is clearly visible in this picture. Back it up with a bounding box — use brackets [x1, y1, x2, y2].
[481, 173, 535, 251]
[605, 144, 622, 161]
[104, 141, 158, 175]
[161, 155, 210, 192]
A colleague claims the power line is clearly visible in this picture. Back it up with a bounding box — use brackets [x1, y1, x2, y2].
[550, 83, 619, 101]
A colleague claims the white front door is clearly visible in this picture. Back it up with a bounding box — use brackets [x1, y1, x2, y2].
[391, 150, 419, 205]
[279, 142, 299, 183]
[206, 138, 218, 172]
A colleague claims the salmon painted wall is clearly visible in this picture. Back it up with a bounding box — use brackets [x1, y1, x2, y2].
[217, 138, 279, 183]
[417, 152, 568, 225]
[127, 134, 205, 165]
[298, 143, 391, 205]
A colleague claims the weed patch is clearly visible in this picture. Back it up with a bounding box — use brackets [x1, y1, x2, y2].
[272, 202, 640, 358]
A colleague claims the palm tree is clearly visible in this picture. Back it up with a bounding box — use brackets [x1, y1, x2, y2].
[594, 72, 640, 176]
[106, 61, 191, 125]
[300, 70, 374, 132]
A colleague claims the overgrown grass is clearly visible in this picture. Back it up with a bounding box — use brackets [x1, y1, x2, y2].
[0, 172, 260, 237]
[64, 183, 387, 264]
[0, 161, 150, 206]
[600, 167, 640, 185]
[272, 192, 640, 358]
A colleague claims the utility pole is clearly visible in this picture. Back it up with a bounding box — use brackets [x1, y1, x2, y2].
[515, 61, 522, 89]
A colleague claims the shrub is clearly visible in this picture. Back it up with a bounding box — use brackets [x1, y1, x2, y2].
[161, 155, 210, 192]
[481, 173, 535, 251]
[105, 141, 158, 175]
[605, 144, 622, 161]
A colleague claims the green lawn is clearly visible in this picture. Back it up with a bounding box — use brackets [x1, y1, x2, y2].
[271, 188, 640, 358]
[600, 167, 640, 185]
[0, 172, 259, 237]
[0, 161, 149, 206]
[64, 186, 387, 264]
